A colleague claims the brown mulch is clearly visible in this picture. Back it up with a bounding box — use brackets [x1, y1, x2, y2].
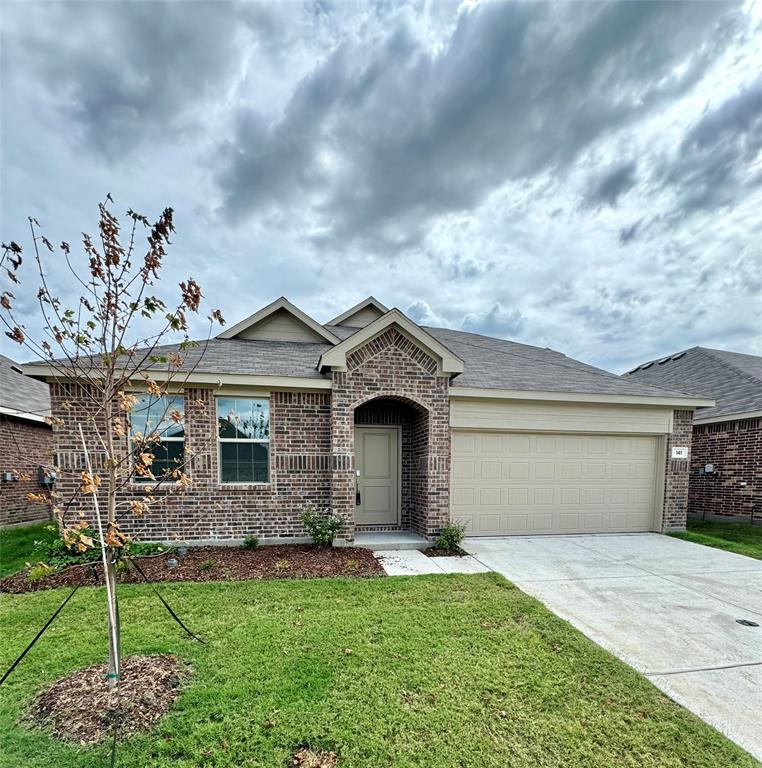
[422, 547, 466, 557]
[0, 545, 385, 594]
[25, 654, 187, 745]
[291, 747, 339, 767]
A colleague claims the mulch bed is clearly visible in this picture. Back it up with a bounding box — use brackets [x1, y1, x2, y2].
[25, 654, 187, 745]
[0, 545, 385, 594]
[422, 547, 466, 557]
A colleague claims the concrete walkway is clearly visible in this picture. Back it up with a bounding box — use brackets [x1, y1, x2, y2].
[373, 549, 489, 576]
[463, 533, 762, 762]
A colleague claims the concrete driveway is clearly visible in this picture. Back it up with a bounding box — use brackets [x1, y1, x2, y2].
[463, 533, 762, 762]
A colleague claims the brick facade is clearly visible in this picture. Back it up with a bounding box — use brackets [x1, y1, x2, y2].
[45, 339, 697, 542]
[50, 382, 332, 542]
[688, 418, 762, 523]
[330, 328, 451, 540]
[0, 415, 54, 527]
[661, 409, 694, 531]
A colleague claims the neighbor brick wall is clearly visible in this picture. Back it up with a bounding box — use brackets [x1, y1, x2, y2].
[330, 328, 450, 540]
[661, 409, 694, 531]
[689, 418, 762, 522]
[49, 382, 332, 542]
[0, 415, 54, 527]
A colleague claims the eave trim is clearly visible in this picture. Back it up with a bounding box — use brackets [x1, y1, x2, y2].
[448, 386, 715, 408]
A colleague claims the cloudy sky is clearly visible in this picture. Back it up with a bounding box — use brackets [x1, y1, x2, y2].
[1, 0, 760, 373]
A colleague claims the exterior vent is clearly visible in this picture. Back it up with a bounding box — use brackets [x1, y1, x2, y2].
[671, 352, 686, 361]
[640, 362, 653, 370]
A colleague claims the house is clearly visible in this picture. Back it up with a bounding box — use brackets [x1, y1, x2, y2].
[0, 355, 54, 527]
[23, 297, 712, 544]
[625, 347, 762, 524]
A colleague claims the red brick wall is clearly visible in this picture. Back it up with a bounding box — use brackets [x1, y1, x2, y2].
[661, 409, 694, 531]
[49, 382, 332, 542]
[0, 415, 54, 527]
[689, 418, 762, 522]
[330, 328, 451, 540]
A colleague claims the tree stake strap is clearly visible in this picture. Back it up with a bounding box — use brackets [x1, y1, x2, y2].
[128, 557, 205, 644]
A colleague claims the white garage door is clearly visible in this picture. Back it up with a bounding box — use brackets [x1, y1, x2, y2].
[451, 431, 659, 536]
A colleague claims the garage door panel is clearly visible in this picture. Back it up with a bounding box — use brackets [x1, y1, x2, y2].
[452, 430, 658, 535]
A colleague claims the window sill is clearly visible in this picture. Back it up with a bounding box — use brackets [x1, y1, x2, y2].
[216, 482, 273, 491]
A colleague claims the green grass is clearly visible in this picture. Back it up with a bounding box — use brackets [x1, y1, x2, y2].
[0, 522, 57, 578]
[0, 575, 756, 767]
[670, 519, 762, 560]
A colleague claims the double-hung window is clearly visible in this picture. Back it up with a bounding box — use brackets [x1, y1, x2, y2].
[217, 397, 270, 483]
[129, 394, 185, 481]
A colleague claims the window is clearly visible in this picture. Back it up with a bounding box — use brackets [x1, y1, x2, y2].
[129, 394, 185, 481]
[217, 397, 270, 483]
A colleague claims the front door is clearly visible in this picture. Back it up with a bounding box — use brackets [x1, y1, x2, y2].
[355, 426, 399, 526]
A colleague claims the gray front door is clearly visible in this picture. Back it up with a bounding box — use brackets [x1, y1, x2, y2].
[355, 426, 400, 526]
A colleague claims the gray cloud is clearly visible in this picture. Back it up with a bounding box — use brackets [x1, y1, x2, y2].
[660, 77, 762, 216]
[462, 304, 524, 338]
[4, 1, 267, 158]
[217, 1, 738, 247]
[619, 219, 642, 245]
[1, 0, 759, 377]
[586, 161, 638, 207]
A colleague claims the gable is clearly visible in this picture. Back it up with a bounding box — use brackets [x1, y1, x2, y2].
[328, 297, 388, 328]
[338, 304, 386, 328]
[218, 297, 340, 344]
[234, 308, 327, 342]
[319, 308, 464, 377]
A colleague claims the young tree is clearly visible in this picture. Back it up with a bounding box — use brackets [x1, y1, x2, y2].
[0, 197, 224, 687]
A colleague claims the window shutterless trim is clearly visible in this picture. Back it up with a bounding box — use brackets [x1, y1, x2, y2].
[216, 396, 271, 484]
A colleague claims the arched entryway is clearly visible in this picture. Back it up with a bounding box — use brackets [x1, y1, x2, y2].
[353, 396, 430, 536]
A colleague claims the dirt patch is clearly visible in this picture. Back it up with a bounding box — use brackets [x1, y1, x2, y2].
[422, 547, 466, 557]
[0, 545, 384, 594]
[25, 654, 186, 745]
[291, 746, 339, 767]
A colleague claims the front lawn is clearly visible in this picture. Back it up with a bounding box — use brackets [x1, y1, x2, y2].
[0, 522, 57, 578]
[670, 518, 762, 560]
[0, 575, 756, 767]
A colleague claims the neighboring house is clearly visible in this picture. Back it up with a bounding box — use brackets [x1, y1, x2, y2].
[0, 355, 54, 527]
[23, 297, 711, 544]
[625, 347, 762, 524]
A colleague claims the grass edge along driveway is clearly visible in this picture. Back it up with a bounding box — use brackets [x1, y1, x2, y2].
[670, 518, 762, 561]
[0, 573, 758, 768]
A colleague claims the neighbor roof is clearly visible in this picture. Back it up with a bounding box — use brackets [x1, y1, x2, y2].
[624, 347, 762, 421]
[0, 354, 51, 422]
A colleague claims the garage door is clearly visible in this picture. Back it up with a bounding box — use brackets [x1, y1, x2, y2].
[451, 431, 659, 535]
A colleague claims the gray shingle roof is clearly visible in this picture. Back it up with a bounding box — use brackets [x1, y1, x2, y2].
[0, 354, 51, 419]
[34, 324, 695, 401]
[624, 347, 762, 420]
[146, 338, 332, 379]
[424, 327, 686, 397]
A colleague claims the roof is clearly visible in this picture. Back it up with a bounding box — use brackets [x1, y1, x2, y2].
[624, 346, 762, 421]
[0, 354, 51, 422]
[426, 327, 688, 398]
[21, 298, 711, 406]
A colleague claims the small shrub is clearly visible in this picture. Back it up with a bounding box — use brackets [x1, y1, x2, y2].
[434, 522, 466, 553]
[199, 558, 216, 572]
[34, 529, 171, 568]
[27, 561, 53, 582]
[301, 505, 343, 547]
[242, 536, 259, 550]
